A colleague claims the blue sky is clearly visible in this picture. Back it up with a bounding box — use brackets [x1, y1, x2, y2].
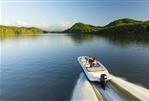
[1, 0, 149, 30]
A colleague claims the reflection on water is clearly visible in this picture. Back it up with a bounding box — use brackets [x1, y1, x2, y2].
[67, 34, 95, 44]
[1, 33, 149, 46]
[101, 35, 149, 47]
[0, 34, 43, 41]
[1, 33, 149, 101]
[69, 33, 149, 46]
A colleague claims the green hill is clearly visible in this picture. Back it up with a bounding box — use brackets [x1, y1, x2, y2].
[100, 19, 149, 35]
[0, 25, 46, 38]
[64, 22, 101, 33]
[64, 18, 149, 35]
[105, 18, 144, 27]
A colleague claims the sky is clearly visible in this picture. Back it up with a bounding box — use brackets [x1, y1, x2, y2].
[1, 0, 149, 30]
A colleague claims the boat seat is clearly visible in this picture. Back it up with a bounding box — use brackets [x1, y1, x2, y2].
[85, 63, 91, 68]
[87, 67, 105, 72]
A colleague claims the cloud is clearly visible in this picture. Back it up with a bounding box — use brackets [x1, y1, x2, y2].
[1, 19, 11, 26]
[59, 20, 73, 29]
[16, 20, 30, 27]
[39, 20, 73, 31]
[41, 23, 49, 28]
[1, 19, 73, 31]
[1, 19, 31, 27]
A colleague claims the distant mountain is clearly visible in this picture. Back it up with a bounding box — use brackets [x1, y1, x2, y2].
[0, 25, 49, 38]
[1, 18, 149, 37]
[63, 18, 149, 35]
[105, 18, 144, 27]
[64, 22, 101, 33]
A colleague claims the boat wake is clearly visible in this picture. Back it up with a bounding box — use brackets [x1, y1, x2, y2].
[93, 81, 132, 101]
[111, 74, 149, 101]
[71, 73, 149, 101]
[71, 73, 99, 101]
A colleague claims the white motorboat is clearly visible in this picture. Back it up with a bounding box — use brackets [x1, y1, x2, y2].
[78, 56, 111, 85]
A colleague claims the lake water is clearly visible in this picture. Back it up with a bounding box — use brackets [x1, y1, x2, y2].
[1, 34, 149, 101]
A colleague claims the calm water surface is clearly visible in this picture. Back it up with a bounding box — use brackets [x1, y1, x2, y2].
[1, 34, 149, 101]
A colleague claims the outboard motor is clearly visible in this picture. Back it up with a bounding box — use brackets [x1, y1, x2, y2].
[100, 74, 107, 89]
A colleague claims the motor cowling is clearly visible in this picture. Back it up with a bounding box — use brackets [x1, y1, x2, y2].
[100, 74, 107, 81]
[100, 74, 107, 89]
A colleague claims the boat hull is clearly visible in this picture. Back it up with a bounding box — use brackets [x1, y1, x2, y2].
[78, 56, 111, 82]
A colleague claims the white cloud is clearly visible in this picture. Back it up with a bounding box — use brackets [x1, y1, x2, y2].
[59, 20, 73, 28]
[39, 22, 50, 29]
[38, 20, 73, 31]
[16, 20, 30, 27]
[41, 23, 49, 28]
[1, 19, 11, 26]
[1, 19, 73, 31]
[1, 19, 31, 27]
